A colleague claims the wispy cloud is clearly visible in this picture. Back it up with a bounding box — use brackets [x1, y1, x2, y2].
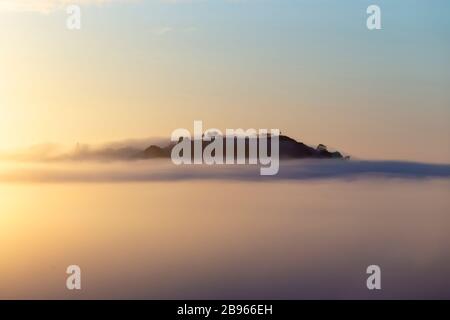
[0, 138, 168, 162]
[149, 25, 198, 36]
[150, 26, 174, 36]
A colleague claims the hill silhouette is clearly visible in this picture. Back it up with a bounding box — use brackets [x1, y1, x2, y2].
[136, 135, 345, 160]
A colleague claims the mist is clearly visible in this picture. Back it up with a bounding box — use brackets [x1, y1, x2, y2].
[0, 159, 449, 183]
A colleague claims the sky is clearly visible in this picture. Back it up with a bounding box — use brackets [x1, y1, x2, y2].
[0, 0, 449, 162]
